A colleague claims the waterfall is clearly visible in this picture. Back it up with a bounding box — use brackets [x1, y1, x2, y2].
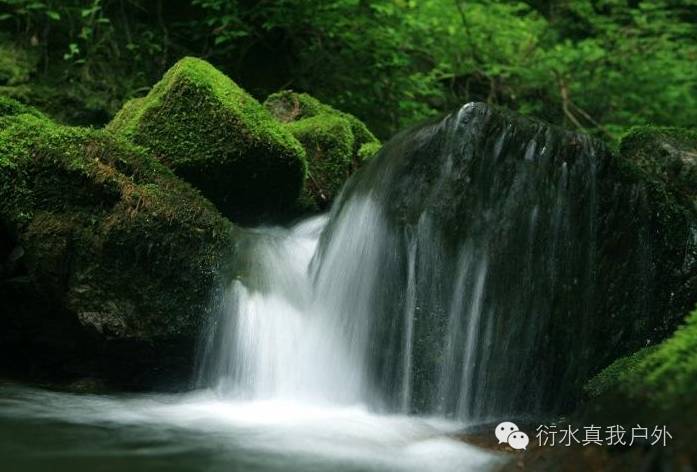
[200, 102, 608, 422]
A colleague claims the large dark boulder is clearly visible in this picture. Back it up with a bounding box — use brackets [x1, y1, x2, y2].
[586, 126, 696, 389]
[0, 112, 237, 389]
[548, 129, 697, 470]
[319, 102, 696, 418]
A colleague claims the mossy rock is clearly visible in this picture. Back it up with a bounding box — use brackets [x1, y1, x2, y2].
[264, 90, 381, 208]
[358, 141, 382, 161]
[264, 90, 379, 153]
[586, 307, 697, 410]
[285, 115, 354, 208]
[0, 113, 236, 388]
[619, 126, 696, 205]
[108, 57, 306, 223]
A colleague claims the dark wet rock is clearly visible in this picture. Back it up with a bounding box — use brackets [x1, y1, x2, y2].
[322, 102, 696, 418]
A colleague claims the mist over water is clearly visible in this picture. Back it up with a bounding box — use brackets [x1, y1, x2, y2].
[0, 384, 500, 472]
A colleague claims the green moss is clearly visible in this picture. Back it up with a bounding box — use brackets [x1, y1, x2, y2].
[264, 90, 324, 121]
[587, 307, 697, 410]
[108, 57, 306, 222]
[108, 96, 145, 133]
[286, 115, 354, 208]
[0, 95, 45, 119]
[264, 90, 380, 208]
[0, 113, 235, 340]
[265, 90, 380, 155]
[358, 141, 382, 161]
[619, 126, 697, 200]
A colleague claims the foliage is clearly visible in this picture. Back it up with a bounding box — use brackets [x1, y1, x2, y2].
[0, 36, 36, 85]
[0, 0, 695, 139]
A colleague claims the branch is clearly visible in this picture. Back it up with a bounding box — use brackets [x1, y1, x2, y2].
[556, 73, 584, 130]
[453, 0, 482, 64]
[569, 102, 614, 139]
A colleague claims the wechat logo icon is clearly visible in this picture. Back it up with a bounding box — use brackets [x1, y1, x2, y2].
[495, 421, 529, 450]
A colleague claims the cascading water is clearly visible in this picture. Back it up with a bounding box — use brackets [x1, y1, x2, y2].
[201, 214, 375, 404]
[200, 102, 612, 423]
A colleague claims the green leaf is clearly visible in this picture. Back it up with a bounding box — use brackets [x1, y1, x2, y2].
[213, 35, 229, 45]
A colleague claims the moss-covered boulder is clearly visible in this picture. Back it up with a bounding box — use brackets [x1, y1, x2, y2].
[620, 126, 697, 199]
[264, 91, 380, 209]
[0, 113, 236, 388]
[108, 57, 306, 223]
[285, 116, 354, 209]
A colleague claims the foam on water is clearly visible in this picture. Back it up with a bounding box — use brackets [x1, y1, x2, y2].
[0, 384, 502, 471]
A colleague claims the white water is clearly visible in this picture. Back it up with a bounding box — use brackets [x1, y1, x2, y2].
[0, 384, 501, 472]
[207, 212, 376, 403]
[189, 199, 503, 470]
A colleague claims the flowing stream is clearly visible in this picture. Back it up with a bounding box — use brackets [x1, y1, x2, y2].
[0, 211, 501, 470]
[0, 103, 611, 471]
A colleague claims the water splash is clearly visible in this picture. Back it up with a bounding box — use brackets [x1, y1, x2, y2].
[201, 102, 609, 421]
